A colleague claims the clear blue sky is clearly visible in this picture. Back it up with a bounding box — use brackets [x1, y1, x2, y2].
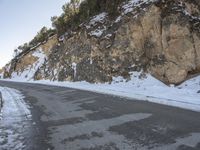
[0, 0, 69, 68]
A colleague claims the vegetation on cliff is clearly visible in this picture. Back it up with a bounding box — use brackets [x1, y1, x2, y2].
[1, 0, 200, 85]
[14, 0, 126, 56]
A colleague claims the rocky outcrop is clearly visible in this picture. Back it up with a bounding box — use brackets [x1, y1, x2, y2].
[2, 0, 200, 85]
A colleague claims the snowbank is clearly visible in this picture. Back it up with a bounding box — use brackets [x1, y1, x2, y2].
[1, 72, 200, 112]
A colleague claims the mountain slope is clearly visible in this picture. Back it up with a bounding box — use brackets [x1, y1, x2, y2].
[1, 0, 200, 85]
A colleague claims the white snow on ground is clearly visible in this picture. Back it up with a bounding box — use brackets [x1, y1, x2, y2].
[1, 71, 200, 112]
[11, 48, 46, 81]
[0, 86, 31, 120]
[0, 86, 32, 150]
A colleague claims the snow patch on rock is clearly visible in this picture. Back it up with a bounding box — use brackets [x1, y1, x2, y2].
[89, 12, 108, 26]
[122, 0, 154, 15]
[11, 48, 46, 81]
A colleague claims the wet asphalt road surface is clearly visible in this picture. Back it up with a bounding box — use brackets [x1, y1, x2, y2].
[0, 80, 200, 150]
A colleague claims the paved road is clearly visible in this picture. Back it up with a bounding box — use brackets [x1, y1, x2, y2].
[0, 80, 200, 150]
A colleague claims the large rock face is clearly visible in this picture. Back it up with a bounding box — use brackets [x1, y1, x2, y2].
[2, 0, 200, 84]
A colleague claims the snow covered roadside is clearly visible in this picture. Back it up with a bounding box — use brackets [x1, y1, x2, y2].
[0, 86, 31, 120]
[0, 86, 32, 149]
[1, 72, 200, 112]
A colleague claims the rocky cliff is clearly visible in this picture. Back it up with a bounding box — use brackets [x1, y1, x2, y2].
[1, 0, 200, 84]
